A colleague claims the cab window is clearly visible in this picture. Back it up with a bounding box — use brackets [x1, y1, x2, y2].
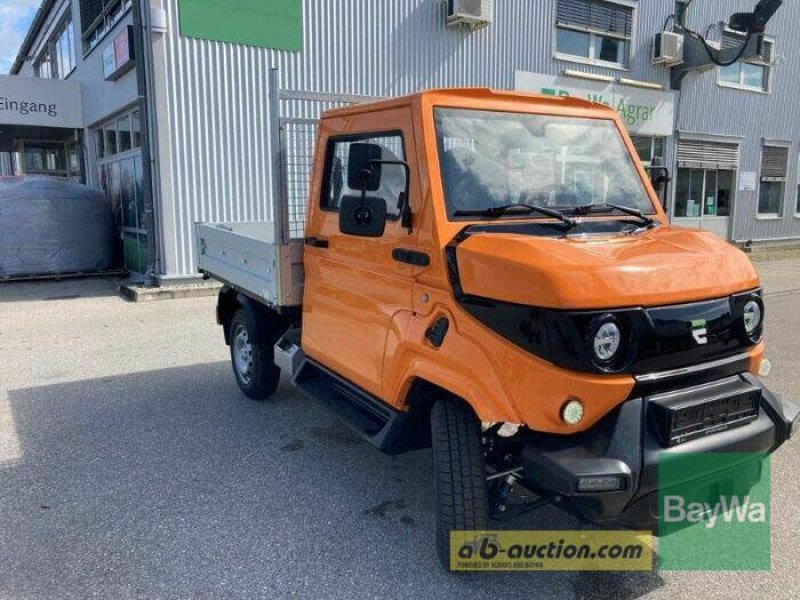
[321, 132, 406, 219]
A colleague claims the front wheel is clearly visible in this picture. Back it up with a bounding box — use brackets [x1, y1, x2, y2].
[229, 309, 281, 401]
[431, 398, 490, 571]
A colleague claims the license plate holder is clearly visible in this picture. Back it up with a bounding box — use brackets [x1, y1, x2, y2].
[647, 375, 761, 447]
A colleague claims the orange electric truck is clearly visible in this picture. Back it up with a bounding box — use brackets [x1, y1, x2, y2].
[196, 88, 798, 568]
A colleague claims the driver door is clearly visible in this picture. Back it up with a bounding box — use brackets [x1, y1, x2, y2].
[302, 110, 418, 399]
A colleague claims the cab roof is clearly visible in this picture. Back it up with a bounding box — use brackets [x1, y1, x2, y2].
[321, 87, 617, 120]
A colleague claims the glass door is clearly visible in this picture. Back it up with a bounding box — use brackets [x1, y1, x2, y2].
[673, 168, 735, 240]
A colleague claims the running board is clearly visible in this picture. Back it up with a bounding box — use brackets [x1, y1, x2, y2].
[292, 358, 427, 454]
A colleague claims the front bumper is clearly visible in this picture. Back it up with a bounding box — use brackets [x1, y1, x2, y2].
[517, 372, 799, 531]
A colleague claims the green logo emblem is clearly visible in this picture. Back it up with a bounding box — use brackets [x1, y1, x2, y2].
[690, 319, 708, 345]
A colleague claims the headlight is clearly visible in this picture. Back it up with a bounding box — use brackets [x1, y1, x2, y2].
[593, 321, 621, 362]
[743, 300, 762, 335]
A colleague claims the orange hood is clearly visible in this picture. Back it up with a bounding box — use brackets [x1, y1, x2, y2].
[455, 225, 760, 309]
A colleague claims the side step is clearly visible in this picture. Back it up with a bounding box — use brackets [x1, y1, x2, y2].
[290, 358, 428, 454]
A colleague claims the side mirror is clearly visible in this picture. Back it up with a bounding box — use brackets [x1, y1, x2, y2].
[348, 143, 383, 191]
[647, 157, 671, 211]
[339, 195, 387, 237]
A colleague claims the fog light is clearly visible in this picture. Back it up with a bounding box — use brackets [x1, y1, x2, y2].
[577, 475, 623, 492]
[759, 358, 773, 377]
[562, 400, 585, 425]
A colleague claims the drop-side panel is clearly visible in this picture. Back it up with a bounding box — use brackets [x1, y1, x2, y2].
[195, 222, 303, 307]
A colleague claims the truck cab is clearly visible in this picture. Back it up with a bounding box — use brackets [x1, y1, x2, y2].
[198, 88, 799, 569]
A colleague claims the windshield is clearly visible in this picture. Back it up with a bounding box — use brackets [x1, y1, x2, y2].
[434, 108, 654, 219]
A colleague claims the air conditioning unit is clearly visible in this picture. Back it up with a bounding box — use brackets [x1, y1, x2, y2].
[653, 31, 685, 66]
[447, 0, 493, 30]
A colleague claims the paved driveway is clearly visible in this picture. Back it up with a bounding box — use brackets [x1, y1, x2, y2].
[0, 264, 798, 599]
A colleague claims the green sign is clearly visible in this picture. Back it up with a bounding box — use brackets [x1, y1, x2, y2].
[178, 0, 302, 52]
[658, 452, 771, 570]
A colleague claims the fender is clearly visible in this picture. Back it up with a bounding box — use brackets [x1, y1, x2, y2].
[229, 292, 287, 345]
[382, 307, 522, 423]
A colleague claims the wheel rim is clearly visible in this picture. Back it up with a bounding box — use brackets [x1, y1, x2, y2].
[232, 322, 254, 384]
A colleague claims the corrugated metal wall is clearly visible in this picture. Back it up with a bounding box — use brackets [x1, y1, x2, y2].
[151, 0, 796, 277]
[676, 0, 800, 242]
[152, 0, 679, 276]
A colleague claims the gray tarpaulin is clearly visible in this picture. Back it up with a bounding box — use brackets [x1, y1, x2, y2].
[0, 176, 114, 278]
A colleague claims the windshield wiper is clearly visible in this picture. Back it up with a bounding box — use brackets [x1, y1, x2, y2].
[573, 203, 656, 228]
[454, 203, 576, 228]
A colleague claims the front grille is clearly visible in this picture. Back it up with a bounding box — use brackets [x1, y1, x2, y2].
[648, 375, 761, 447]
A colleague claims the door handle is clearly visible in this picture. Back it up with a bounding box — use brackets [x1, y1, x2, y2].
[305, 236, 329, 249]
[392, 248, 430, 267]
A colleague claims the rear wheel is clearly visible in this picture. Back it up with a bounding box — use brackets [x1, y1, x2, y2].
[431, 398, 490, 571]
[229, 309, 281, 401]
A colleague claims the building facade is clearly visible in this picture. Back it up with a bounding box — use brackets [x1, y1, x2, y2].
[3, 0, 800, 282]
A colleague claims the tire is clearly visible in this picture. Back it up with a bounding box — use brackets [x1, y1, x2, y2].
[431, 398, 490, 571]
[228, 309, 281, 401]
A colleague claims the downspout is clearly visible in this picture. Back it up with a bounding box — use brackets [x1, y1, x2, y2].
[131, 0, 159, 286]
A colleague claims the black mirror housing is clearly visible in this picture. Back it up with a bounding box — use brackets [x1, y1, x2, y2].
[339, 195, 387, 237]
[347, 143, 383, 191]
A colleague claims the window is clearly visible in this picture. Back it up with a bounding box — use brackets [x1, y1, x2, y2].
[796, 181, 800, 215]
[96, 110, 140, 159]
[34, 52, 52, 79]
[555, 0, 633, 67]
[80, 0, 132, 53]
[718, 32, 773, 92]
[34, 17, 75, 79]
[104, 122, 118, 157]
[796, 156, 800, 215]
[674, 169, 734, 218]
[321, 133, 406, 218]
[758, 145, 788, 215]
[117, 115, 132, 153]
[24, 143, 67, 172]
[434, 108, 653, 218]
[131, 111, 141, 148]
[631, 136, 665, 166]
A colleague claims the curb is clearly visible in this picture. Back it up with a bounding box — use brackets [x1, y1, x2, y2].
[119, 281, 222, 302]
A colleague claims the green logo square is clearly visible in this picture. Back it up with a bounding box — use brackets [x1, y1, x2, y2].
[658, 452, 771, 570]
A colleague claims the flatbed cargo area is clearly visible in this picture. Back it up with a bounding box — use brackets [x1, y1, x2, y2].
[195, 221, 304, 307]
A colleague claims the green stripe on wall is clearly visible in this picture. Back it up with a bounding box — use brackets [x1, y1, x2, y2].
[178, 0, 302, 51]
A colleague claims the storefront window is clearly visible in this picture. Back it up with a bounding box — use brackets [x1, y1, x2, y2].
[95, 108, 148, 275]
[95, 129, 105, 159]
[104, 123, 117, 157]
[24, 143, 67, 173]
[674, 168, 734, 218]
[131, 111, 141, 148]
[117, 115, 132, 153]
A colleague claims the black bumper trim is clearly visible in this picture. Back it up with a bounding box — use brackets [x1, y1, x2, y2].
[517, 374, 797, 530]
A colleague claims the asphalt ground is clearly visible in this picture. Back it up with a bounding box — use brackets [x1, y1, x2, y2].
[0, 259, 798, 599]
